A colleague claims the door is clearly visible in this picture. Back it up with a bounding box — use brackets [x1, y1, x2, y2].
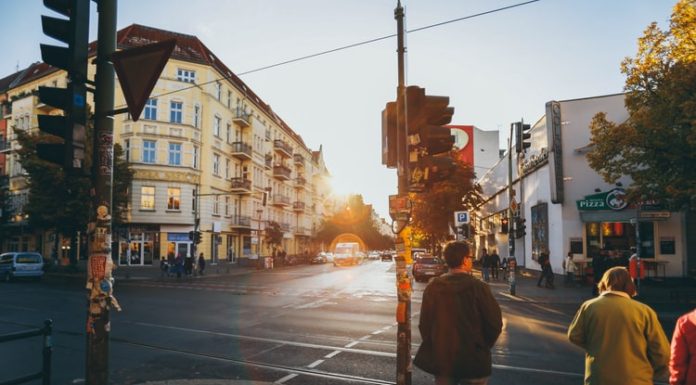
[177, 242, 190, 259]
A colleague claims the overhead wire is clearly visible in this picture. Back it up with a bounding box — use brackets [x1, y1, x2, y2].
[118, 0, 540, 107]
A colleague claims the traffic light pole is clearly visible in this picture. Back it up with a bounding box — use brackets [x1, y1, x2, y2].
[86, 1, 117, 384]
[394, 2, 412, 385]
[507, 123, 516, 295]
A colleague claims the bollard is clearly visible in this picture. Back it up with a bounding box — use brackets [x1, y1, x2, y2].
[42, 319, 53, 385]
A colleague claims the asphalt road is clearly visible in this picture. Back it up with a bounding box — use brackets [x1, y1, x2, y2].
[0, 260, 607, 385]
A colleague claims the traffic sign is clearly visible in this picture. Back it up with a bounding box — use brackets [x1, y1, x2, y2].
[454, 211, 469, 226]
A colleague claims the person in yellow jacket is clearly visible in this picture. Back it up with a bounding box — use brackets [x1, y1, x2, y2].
[567, 266, 670, 385]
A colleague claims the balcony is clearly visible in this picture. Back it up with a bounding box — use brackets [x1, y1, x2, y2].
[265, 129, 271, 141]
[230, 215, 251, 229]
[232, 108, 250, 128]
[273, 164, 292, 180]
[230, 177, 252, 193]
[0, 175, 9, 190]
[295, 176, 306, 189]
[294, 226, 311, 236]
[230, 141, 252, 160]
[273, 139, 293, 158]
[272, 194, 291, 207]
[280, 222, 291, 232]
[264, 153, 273, 169]
[292, 201, 305, 212]
[293, 153, 305, 167]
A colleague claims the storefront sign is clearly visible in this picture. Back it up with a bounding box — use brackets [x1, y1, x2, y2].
[639, 211, 671, 219]
[576, 188, 627, 211]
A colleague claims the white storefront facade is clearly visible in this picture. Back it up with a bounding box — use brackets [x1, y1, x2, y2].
[475, 93, 693, 278]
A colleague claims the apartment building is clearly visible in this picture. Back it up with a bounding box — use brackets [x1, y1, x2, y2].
[0, 25, 332, 264]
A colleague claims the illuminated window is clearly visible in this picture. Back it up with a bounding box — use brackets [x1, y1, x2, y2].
[167, 188, 180, 210]
[141, 187, 155, 210]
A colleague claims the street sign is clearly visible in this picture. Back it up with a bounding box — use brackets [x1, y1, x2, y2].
[111, 39, 176, 121]
[454, 211, 469, 226]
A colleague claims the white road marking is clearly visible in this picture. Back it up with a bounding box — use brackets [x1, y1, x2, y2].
[344, 341, 359, 348]
[358, 335, 371, 341]
[324, 350, 342, 358]
[307, 359, 324, 368]
[274, 373, 298, 383]
[371, 330, 382, 335]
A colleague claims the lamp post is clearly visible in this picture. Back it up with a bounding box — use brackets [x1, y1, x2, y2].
[257, 208, 264, 268]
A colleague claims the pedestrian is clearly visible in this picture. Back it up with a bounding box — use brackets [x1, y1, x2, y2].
[174, 254, 183, 279]
[670, 308, 696, 385]
[197, 253, 206, 276]
[481, 249, 491, 282]
[564, 252, 577, 286]
[159, 257, 168, 278]
[592, 249, 608, 296]
[184, 254, 194, 277]
[568, 266, 670, 385]
[490, 249, 500, 280]
[414, 241, 503, 385]
[536, 251, 554, 289]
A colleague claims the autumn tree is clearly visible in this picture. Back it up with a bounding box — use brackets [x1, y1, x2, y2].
[587, 0, 696, 210]
[409, 154, 480, 249]
[314, 194, 392, 250]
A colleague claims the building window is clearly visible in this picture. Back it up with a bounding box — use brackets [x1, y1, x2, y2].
[213, 154, 220, 175]
[225, 196, 230, 216]
[170, 101, 183, 124]
[124, 139, 130, 162]
[143, 140, 156, 164]
[167, 188, 181, 210]
[215, 82, 222, 101]
[226, 123, 231, 143]
[193, 146, 199, 169]
[168, 143, 182, 165]
[213, 116, 221, 137]
[141, 187, 155, 210]
[144, 98, 157, 120]
[213, 195, 220, 215]
[225, 158, 230, 179]
[227, 90, 232, 109]
[194, 104, 200, 128]
[177, 69, 195, 83]
[192, 188, 197, 212]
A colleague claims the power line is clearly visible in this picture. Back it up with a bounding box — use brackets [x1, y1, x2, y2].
[124, 0, 540, 107]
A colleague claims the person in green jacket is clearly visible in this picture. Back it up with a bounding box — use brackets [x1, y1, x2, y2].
[568, 266, 670, 385]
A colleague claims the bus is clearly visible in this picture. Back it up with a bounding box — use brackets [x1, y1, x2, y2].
[333, 242, 364, 266]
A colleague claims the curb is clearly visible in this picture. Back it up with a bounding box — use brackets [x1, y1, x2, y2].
[134, 380, 274, 385]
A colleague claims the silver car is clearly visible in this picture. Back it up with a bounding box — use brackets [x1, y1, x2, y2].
[0, 252, 45, 281]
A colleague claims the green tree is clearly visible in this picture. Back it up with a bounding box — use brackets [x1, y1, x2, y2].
[409, 154, 480, 249]
[264, 220, 284, 253]
[587, 0, 696, 210]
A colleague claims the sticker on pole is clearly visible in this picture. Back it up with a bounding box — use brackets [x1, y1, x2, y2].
[454, 211, 469, 226]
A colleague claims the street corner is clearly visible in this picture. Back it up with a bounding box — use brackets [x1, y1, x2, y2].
[133, 380, 275, 385]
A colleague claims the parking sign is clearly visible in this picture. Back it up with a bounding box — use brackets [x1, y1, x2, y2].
[454, 211, 469, 226]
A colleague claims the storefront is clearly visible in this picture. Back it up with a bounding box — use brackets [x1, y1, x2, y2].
[118, 224, 160, 265]
[165, 233, 193, 261]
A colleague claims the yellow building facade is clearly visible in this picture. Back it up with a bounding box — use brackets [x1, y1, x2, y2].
[1, 25, 333, 265]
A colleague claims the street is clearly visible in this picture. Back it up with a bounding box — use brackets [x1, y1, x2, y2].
[0, 260, 630, 385]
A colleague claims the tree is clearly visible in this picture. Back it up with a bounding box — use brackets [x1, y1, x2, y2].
[587, 0, 696, 211]
[409, 153, 480, 249]
[264, 220, 284, 254]
[314, 194, 391, 250]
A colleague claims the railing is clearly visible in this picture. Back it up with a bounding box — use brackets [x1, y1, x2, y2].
[264, 154, 273, 169]
[280, 222, 291, 232]
[232, 108, 251, 127]
[230, 215, 251, 227]
[295, 176, 306, 187]
[293, 153, 305, 166]
[273, 139, 293, 156]
[230, 177, 252, 191]
[273, 164, 292, 179]
[293, 201, 306, 211]
[273, 194, 291, 206]
[0, 140, 11, 152]
[230, 141, 252, 159]
[0, 319, 52, 385]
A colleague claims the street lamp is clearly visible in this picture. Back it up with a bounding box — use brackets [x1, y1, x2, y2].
[257, 209, 264, 265]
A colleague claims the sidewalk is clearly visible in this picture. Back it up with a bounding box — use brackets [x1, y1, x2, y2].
[134, 381, 273, 385]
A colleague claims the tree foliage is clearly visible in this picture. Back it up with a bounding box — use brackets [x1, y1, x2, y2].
[314, 194, 393, 250]
[409, 154, 480, 247]
[264, 220, 284, 251]
[587, 0, 696, 210]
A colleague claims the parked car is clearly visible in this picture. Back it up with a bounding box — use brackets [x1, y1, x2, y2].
[368, 251, 381, 260]
[381, 253, 393, 262]
[311, 253, 328, 264]
[412, 256, 448, 282]
[0, 252, 45, 282]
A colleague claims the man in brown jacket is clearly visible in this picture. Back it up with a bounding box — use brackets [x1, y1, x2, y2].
[415, 241, 503, 385]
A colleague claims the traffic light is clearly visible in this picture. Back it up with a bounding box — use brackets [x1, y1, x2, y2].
[405, 85, 455, 192]
[514, 217, 527, 239]
[514, 122, 531, 153]
[188, 231, 195, 241]
[500, 218, 509, 234]
[381, 101, 397, 168]
[194, 231, 202, 244]
[37, 0, 90, 171]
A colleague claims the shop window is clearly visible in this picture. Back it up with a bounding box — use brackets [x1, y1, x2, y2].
[639, 222, 655, 258]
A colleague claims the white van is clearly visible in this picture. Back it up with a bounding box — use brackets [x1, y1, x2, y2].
[0, 252, 45, 282]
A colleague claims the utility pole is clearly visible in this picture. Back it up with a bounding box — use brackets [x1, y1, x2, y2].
[86, 0, 118, 384]
[507, 123, 516, 295]
[394, 2, 412, 385]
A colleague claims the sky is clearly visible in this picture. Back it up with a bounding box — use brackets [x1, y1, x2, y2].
[2, 0, 676, 220]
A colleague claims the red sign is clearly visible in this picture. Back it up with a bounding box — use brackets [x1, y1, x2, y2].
[447, 125, 474, 166]
[89, 255, 107, 280]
